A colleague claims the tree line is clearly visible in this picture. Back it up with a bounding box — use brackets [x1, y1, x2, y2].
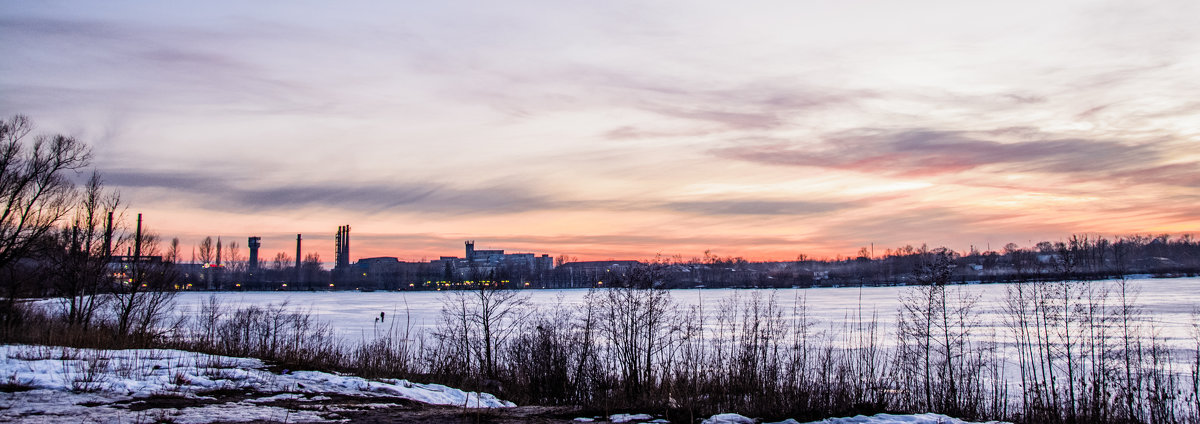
[583, 236, 1200, 289]
[176, 233, 1200, 291]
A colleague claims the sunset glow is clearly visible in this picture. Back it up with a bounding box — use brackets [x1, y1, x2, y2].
[2, 1, 1197, 262]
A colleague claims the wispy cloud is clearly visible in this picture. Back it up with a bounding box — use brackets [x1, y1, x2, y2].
[106, 169, 865, 218]
[0, 15, 336, 117]
[663, 200, 849, 216]
[713, 128, 1192, 186]
[102, 169, 565, 215]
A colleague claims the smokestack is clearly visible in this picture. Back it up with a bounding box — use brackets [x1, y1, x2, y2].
[103, 211, 113, 258]
[295, 234, 302, 283]
[133, 213, 143, 259]
[216, 236, 222, 267]
[334, 226, 342, 270]
[334, 225, 351, 270]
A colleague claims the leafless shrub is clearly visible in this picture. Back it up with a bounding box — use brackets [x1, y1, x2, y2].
[0, 372, 35, 392]
[431, 281, 531, 382]
[64, 348, 110, 393]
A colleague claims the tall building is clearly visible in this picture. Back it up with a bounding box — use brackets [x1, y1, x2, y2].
[248, 236, 261, 272]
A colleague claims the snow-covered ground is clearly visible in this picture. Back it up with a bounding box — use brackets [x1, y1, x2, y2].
[0, 344, 1015, 424]
[0, 344, 512, 423]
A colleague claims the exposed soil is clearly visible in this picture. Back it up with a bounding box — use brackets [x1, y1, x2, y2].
[334, 405, 590, 424]
[114, 389, 607, 424]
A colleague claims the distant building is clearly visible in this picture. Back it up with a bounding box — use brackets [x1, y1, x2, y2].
[106, 254, 170, 288]
[429, 241, 554, 279]
[247, 236, 261, 272]
[355, 256, 403, 276]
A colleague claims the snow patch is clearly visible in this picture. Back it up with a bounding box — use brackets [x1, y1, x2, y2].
[610, 413, 655, 422]
[1, 344, 513, 423]
[704, 413, 757, 424]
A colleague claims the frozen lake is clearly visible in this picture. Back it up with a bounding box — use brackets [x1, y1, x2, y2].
[167, 276, 1200, 347]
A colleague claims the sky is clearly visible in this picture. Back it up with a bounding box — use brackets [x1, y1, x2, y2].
[2, 1, 1198, 263]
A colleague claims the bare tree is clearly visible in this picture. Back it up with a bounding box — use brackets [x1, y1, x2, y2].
[225, 241, 243, 273]
[0, 115, 91, 271]
[896, 249, 980, 416]
[0, 115, 91, 335]
[594, 263, 675, 403]
[110, 217, 177, 341]
[272, 252, 292, 272]
[165, 237, 180, 264]
[302, 252, 323, 289]
[554, 254, 577, 267]
[197, 236, 215, 289]
[51, 172, 121, 330]
[437, 279, 531, 380]
[198, 236, 214, 265]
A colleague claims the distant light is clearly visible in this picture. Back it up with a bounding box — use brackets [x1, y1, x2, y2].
[282, 283, 288, 287]
[329, 283, 335, 287]
[235, 284, 241, 287]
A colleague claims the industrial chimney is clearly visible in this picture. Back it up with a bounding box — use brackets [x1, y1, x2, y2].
[334, 225, 352, 271]
[295, 234, 302, 284]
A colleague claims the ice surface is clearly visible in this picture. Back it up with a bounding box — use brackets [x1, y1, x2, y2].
[157, 277, 1200, 347]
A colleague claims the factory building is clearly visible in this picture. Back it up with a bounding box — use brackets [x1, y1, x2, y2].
[206, 225, 561, 289]
[427, 241, 553, 278]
